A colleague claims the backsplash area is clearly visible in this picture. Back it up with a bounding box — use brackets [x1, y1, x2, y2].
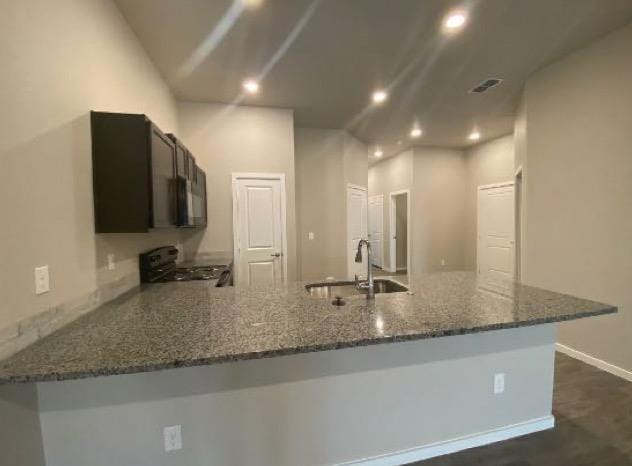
[0, 272, 138, 360]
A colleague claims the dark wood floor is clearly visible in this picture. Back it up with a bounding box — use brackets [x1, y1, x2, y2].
[409, 353, 632, 465]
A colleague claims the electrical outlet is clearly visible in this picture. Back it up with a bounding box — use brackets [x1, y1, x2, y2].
[494, 373, 505, 394]
[308, 232, 315, 240]
[107, 253, 115, 270]
[34, 266, 50, 295]
[163, 425, 182, 452]
[440, 259, 446, 266]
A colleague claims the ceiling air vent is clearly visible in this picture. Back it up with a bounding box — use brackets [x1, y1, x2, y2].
[469, 78, 503, 93]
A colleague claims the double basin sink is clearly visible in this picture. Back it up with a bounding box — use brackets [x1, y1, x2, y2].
[306, 279, 408, 299]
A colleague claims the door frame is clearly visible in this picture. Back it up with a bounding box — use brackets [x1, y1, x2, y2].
[476, 180, 515, 278]
[514, 166, 524, 281]
[231, 172, 288, 284]
[346, 183, 368, 279]
[368, 194, 384, 269]
[388, 189, 411, 274]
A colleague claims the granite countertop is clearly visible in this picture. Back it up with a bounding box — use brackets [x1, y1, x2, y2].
[0, 272, 616, 384]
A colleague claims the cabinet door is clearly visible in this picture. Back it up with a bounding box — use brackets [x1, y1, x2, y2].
[149, 125, 177, 228]
[193, 168, 207, 226]
[186, 151, 196, 181]
[175, 143, 186, 178]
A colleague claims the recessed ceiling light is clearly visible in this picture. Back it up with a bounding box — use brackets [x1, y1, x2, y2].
[443, 11, 467, 31]
[410, 128, 422, 138]
[372, 90, 388, 104]
[242, 79, 259, 94]
[374, 147, 383, 157]
[468, 131, 481, 141]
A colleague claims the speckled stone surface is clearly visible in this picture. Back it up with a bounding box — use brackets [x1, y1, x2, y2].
[0, 272, 616, 384]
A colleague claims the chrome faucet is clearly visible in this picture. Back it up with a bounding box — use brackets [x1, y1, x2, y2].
[354, 239, 375, 299]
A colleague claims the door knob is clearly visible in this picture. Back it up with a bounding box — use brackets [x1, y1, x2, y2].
[270, 253, 281, 257]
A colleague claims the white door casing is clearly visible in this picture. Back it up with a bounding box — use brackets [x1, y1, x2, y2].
[347, 184, 368, 279]
[232, 173, 287, 287]
[389, 190, 411, 274]
[368, 195, 384, 268]
[477, 182, 515, 288]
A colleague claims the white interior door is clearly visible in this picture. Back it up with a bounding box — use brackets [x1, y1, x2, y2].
[233, 175, 286, 287]
[368, 195, 384, 268]
[347, 185, 368, 279]
[477, 183, 515, 287]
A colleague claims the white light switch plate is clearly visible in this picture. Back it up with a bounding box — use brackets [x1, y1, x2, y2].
[494, 373, 505, 394]
[308, 232, 315, 240]
[34, 266, 50, 295]
[163, 425, 182, 452]
[107, 253, 115, 270]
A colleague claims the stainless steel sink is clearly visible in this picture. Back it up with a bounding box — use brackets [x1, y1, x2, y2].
[306, 279, 408, 298]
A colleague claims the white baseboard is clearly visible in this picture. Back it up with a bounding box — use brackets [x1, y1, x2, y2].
[556, 343, 632, 382]
[340, 415, 555, 466]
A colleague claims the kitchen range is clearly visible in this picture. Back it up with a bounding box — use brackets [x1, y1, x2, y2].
[139, 246, 232, 286]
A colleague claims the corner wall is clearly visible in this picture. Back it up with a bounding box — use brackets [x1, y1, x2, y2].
[294, 129, 368, 280]
[176, 102, 298, 280]
[412, 148, 468, 273]
[368, 151, 414, 271]
[463, 135, 516, 270]
[522, 22, 632, 372]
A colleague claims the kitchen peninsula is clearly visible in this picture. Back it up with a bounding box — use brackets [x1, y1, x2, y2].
[0, 272, 615, 466]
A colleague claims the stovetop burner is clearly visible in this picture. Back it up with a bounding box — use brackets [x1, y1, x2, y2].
[139, 246, 231, 284]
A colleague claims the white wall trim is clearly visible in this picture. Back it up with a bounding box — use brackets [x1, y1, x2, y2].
[478, 180, 515, 191]
[347, 183, 368, 192]
[339, 415, 555, 466]
[556, 343, 632, 382]
[231, 172, 288, 284]
[388, 190, 411, 274]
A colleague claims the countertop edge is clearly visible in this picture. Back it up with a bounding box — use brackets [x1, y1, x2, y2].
[0, 305, 616, 385]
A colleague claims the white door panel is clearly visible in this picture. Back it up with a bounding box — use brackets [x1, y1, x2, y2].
[234, 177, 285, 287]
[477, 183, 515, 290]
[368, 195, 384, 268]
[347, 186, 368, 279]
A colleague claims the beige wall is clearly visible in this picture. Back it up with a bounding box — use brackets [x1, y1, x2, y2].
[522, 22, 632, 371]
[463, 135, 515, 270]
[295, 128, 347, 280]
[176, 102, 297, 279]
[294, 129, 368, 280]
[0, 0, 183, 334]
[368, 151, 413, 271]
[343, 133, 369, 187]
[37, 325, 555, 466]
[370, 139, 515, 275]
[0, 385, 45, 466]
[412, 147, 467, 273]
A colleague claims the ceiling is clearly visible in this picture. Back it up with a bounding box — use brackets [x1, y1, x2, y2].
[115, 0, 632, 156]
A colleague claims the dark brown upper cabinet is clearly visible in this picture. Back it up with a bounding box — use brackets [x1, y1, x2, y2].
[91, 111, 179, 233]
[193, 168, 207, 227]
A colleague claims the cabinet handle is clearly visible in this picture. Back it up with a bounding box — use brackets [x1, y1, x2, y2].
[271, 253, 281, 257]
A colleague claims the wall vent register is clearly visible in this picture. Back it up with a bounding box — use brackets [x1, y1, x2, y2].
[469, 78, 503, 93]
